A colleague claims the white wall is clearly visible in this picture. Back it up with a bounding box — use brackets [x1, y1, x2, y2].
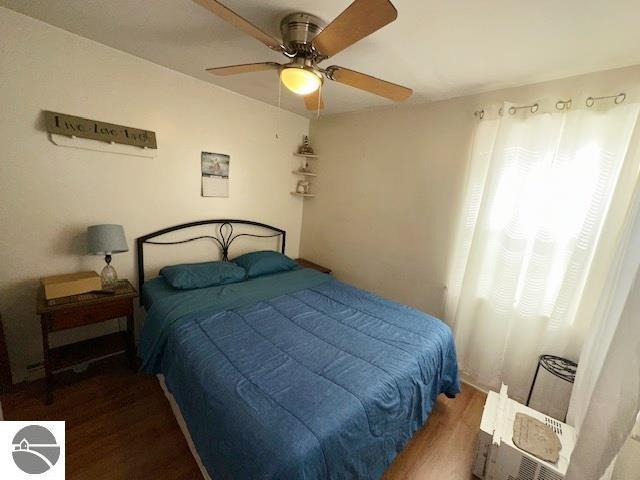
[301, 64, 640, 360]
[0, 7, 309, 382]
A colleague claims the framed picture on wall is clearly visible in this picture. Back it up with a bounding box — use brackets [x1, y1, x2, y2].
[201, 152, 230, 197]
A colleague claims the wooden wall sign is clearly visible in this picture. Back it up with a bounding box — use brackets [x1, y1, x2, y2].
[44, 111, 157, 149]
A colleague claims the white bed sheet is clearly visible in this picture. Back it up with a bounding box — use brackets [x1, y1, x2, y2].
[157, 374, 212, 480]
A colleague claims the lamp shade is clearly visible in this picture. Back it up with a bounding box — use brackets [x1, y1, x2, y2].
[87, 224, 128, 255]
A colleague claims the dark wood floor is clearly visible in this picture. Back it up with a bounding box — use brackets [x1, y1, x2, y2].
[1, 358, 485, 480]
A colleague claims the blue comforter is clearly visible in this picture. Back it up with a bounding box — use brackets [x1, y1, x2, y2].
[139, 269, 459, 479]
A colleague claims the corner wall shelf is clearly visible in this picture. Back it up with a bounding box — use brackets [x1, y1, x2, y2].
[292, 151, 318, 198]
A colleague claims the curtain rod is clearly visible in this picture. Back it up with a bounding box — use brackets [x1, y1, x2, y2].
[474, 92, 627, 118]
[585, 93, 625, 107]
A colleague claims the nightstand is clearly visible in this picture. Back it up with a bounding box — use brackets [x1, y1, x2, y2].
[295, 258, 331, 274]
[36, 280, 137, 404]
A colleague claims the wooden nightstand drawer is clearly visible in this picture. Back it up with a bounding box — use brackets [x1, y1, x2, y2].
[295, 258, 331, 274]
[48, 297, 132, 331]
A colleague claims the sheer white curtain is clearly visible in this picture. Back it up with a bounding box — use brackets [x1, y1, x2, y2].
[446, 101, 640, 401]
[565, 177, 640, 480]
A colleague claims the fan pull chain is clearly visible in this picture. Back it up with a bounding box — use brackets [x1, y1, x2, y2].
[275, 78, 282, 139]
[316, 83, 322, 119]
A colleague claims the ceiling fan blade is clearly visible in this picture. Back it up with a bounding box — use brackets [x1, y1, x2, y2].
[206, 62, 281, 76]
[303, 90, 325, 111]
[327, 66, 412, 101]
[193, 0, 283, 51]
[312, 0, 397, 58]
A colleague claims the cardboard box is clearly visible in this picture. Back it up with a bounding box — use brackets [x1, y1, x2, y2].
[41, 271, 102, 300]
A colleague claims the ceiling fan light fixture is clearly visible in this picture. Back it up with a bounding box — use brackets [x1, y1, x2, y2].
[280, 66, 322, 95]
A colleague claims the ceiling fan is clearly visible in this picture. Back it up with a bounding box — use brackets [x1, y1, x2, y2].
[193, 0, 413, 111]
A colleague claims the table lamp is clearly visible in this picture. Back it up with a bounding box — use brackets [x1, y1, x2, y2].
[87, 224, 128, 286]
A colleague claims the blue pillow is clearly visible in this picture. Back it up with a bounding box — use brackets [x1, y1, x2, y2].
[160, 261, 246, 290]
[232, 251, 297, 278]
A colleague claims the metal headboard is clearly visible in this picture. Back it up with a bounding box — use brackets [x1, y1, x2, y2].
[136, 219, 286, 302]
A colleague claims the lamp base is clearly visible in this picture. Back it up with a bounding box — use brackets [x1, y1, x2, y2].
[100, 264, 118, 287]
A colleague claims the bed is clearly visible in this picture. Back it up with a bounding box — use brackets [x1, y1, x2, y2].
[136, 220, 460, 480]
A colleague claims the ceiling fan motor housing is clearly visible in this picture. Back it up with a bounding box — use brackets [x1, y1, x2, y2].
[280, 12, 325, 56]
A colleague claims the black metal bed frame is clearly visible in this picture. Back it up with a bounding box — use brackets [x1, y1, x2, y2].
[136, 219, 286, 302]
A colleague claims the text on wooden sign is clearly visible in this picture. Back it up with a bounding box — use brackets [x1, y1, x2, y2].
[44, 111, 157, 149]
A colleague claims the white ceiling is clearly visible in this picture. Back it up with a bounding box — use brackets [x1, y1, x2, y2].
[3, 0, 640, 117]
